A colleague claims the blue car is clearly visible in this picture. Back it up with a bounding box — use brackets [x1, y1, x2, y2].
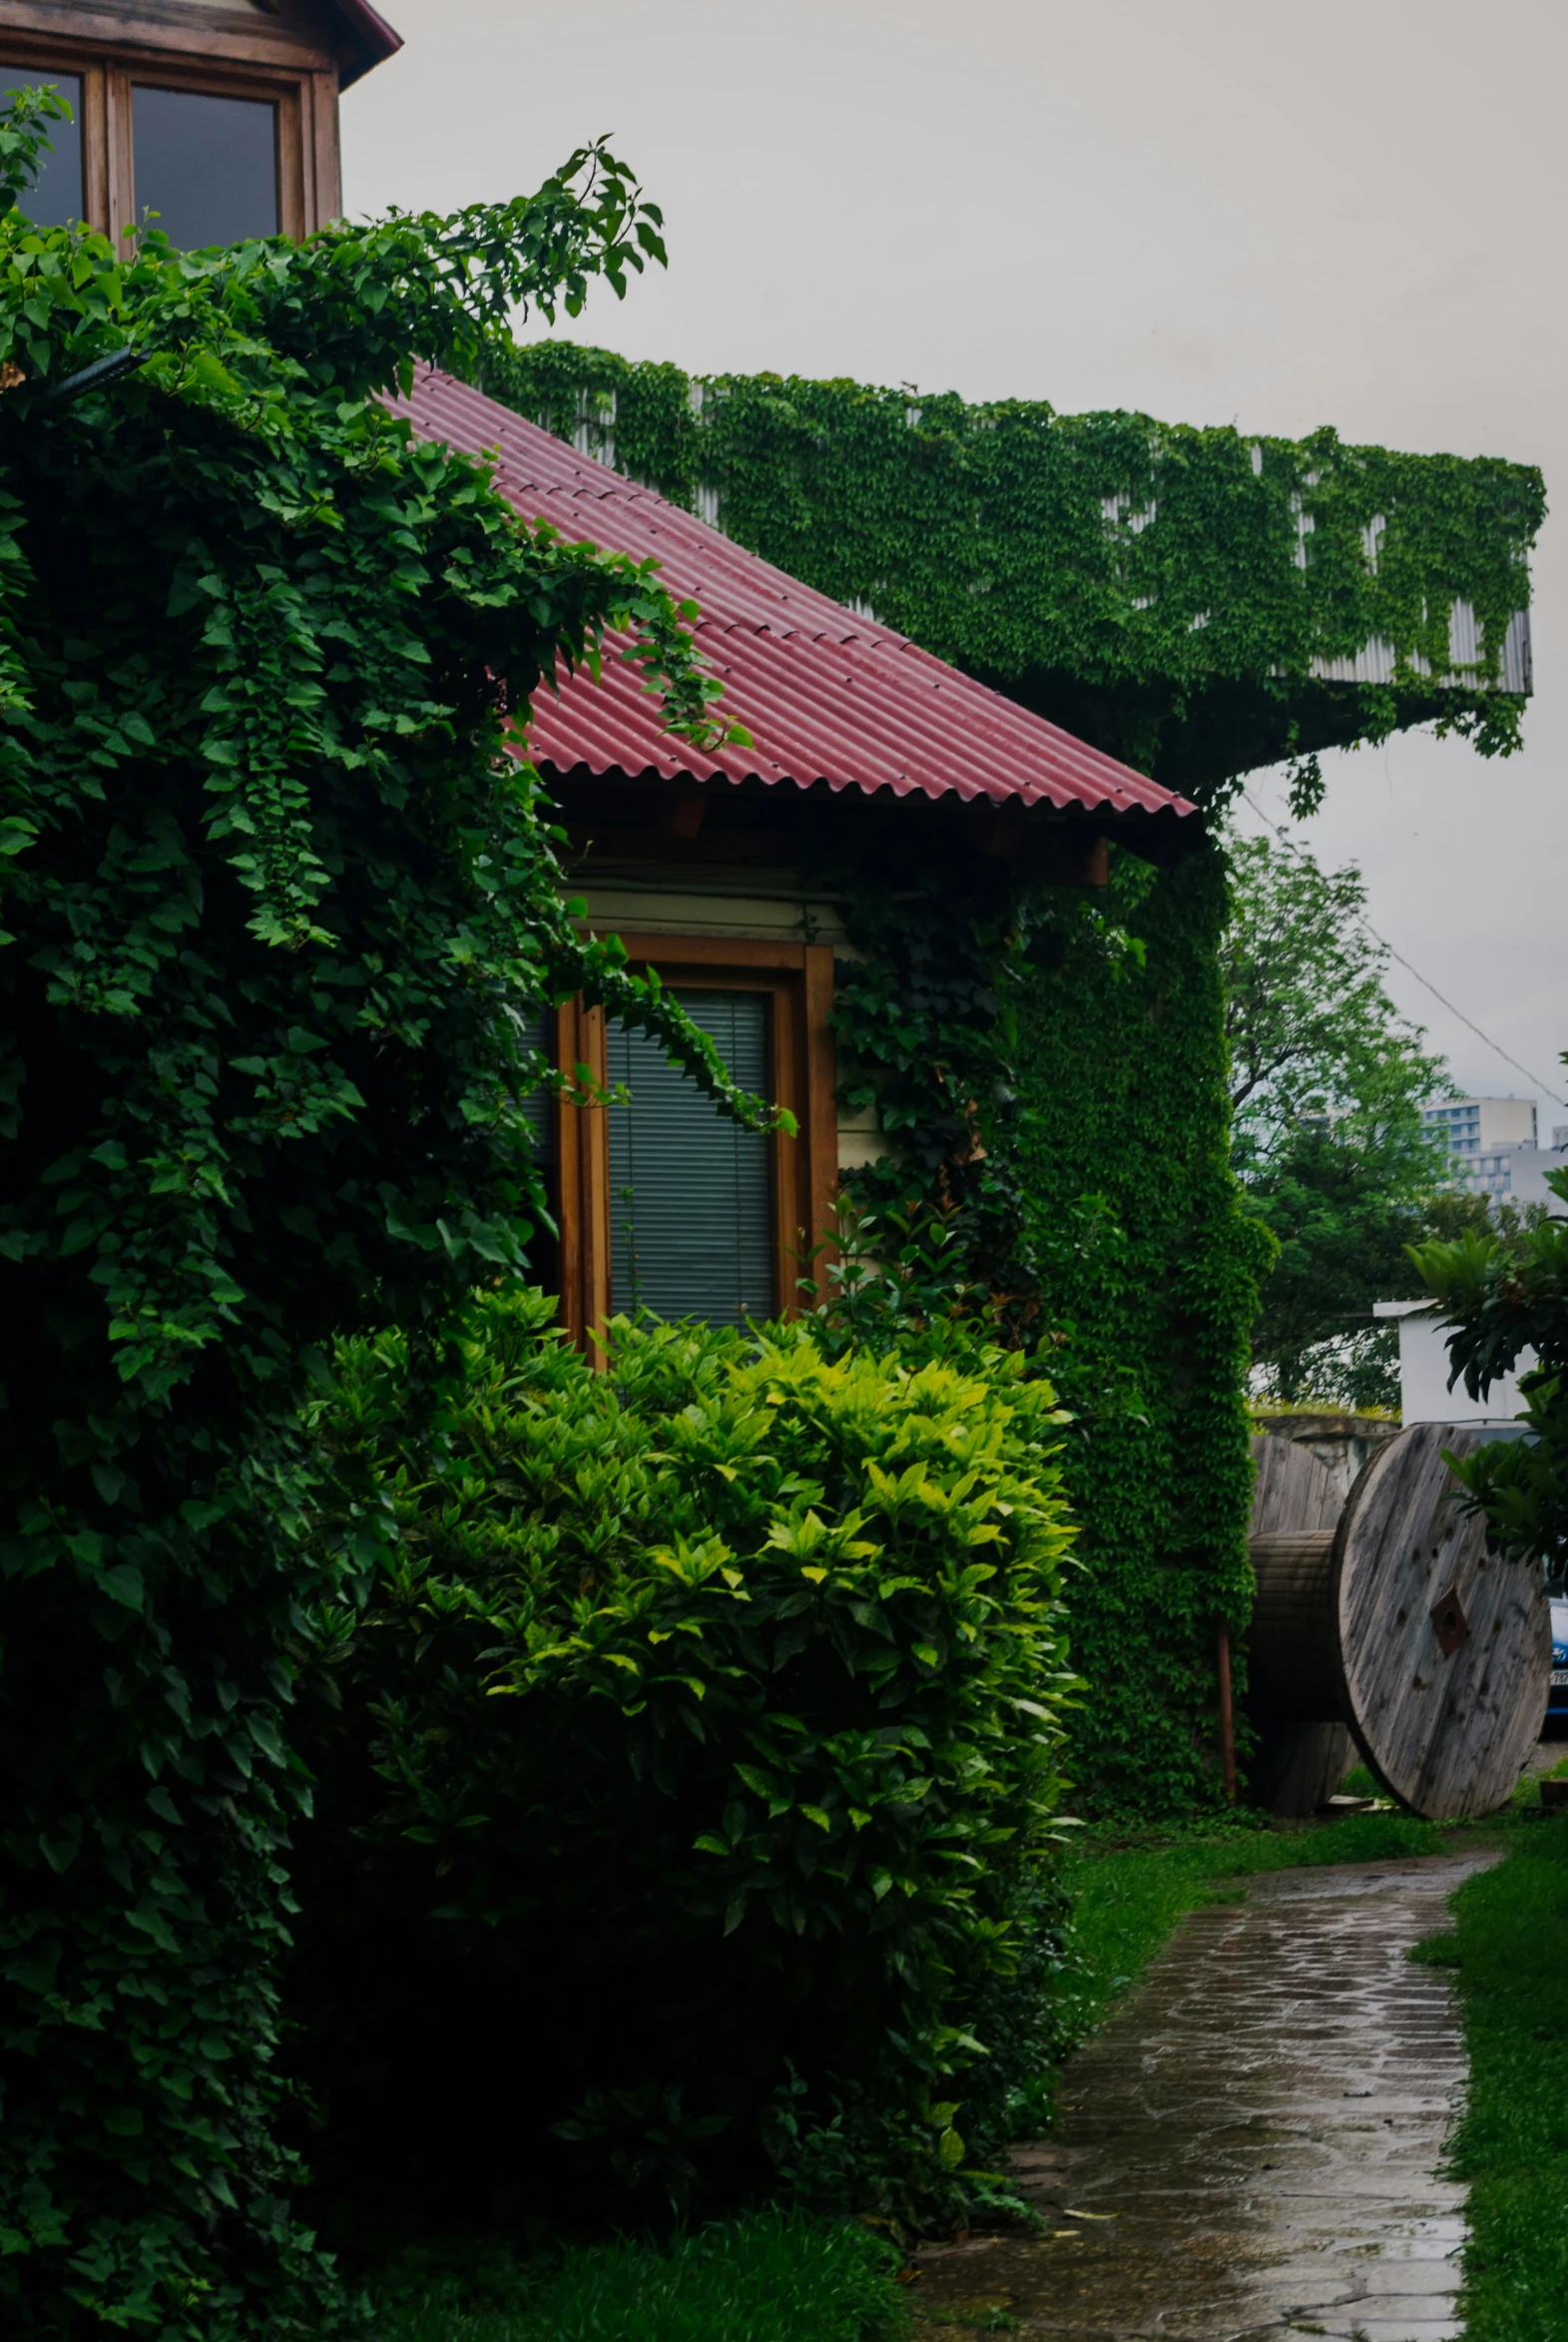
[1548, 1594, 1568, 1733]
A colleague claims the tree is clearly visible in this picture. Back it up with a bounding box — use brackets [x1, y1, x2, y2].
[1411, 1121, 1568, 1568]
[1223, 831, 1451, 1409]
[0, 91, 770, 2337]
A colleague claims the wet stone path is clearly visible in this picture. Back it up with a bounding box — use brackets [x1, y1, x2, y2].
[912, 1852, 1495, 2342]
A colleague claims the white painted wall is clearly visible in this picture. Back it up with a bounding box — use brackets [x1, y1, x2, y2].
[1373, 1300, 1536, 1427]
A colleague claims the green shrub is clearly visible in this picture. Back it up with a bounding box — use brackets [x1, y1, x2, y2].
[287, 1290, 1078, 2243]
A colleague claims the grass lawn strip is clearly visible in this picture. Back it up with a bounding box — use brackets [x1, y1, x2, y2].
[373, 2212, 910, 2342]
[1436, 1800, 1568, 2342]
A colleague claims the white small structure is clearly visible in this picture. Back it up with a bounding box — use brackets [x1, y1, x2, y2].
[1373, 1299, 1536, 1426]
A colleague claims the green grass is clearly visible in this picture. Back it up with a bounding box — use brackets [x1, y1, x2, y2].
[1437, 1813, 1568, 2342]
[371, 2213, 909, 2342]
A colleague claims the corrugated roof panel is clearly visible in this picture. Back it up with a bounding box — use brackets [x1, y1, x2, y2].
[392, 368, 1199, 830]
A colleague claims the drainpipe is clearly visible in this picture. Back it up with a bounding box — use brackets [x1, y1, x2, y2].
[1216, 1624, 1237, 1801]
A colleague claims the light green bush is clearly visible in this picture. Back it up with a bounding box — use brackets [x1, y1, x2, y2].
[288, 1292, 1079, 2243]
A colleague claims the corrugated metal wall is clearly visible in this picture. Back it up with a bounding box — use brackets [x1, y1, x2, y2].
[1305, 603, 1531, 692]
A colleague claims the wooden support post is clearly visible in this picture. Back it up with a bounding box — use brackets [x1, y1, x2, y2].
[1216, 1623, 1237, 1802]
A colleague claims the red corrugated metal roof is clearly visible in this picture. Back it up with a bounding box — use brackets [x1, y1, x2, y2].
[393, 368, 1197, 831]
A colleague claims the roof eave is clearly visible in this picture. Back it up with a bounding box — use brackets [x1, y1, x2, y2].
[331, 0, 402, 88]
[534, 757, 1208, 867]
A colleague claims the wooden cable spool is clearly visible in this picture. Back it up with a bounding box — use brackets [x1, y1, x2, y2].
[1248, 1422, 1550, 1820]
[1247, 1435, 1353, 1815]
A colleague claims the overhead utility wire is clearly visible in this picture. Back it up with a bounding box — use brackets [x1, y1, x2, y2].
[1239, 790, 1567, 1110]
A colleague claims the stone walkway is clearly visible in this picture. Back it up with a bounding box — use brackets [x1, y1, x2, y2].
[912, 1851, 1495, 2342]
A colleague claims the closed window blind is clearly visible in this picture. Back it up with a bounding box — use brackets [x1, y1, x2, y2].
[516, 1007, 554, 1165]
[608, 990, 775, 1326]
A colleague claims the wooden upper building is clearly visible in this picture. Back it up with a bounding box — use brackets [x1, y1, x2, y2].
[0, 0, 399, 248]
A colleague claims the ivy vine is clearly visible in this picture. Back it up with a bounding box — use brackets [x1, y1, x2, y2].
[480, 338, 1543, 801]
[0, 100, 780, 2337]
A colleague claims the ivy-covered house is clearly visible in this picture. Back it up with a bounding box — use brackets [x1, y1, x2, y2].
[398, 369, 1200, 1348]
[394, 369, 1242, 1808]
[10, 0, 1534, 1812]
[411, 353, 1543, 1808]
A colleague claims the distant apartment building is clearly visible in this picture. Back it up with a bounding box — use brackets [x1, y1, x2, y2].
[1423, 1094, 1562, 1200]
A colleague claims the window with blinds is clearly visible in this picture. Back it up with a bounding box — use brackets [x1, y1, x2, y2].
[516, 1007, 555, 1167]
[607, 990, 775, 1326]
[516, 1006, 559, 1300]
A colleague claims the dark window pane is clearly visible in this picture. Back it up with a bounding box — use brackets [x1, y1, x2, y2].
[608, 990, 775, 1326]
[518, 1007, 555, 1165]
[0, 69, 82, 227]
[133, 85, 277, 250]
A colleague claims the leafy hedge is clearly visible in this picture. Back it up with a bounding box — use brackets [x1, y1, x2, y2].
[287, 1290, 1079, 2244]
[0, 104, 766, 2337]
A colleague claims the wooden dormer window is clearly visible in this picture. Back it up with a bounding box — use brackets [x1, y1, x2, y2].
[0, 1, 400, 247]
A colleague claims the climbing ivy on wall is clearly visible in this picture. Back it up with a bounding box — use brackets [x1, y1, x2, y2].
[1011, 855, 1274, 1807]
[480, 339, 1543, 800]
[822, 848, 1269, 1810]
[0, 112, 773, 2337]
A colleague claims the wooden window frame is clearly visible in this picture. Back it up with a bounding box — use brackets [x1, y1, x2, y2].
[553, 936, 837, 1356]
[0, 26, 337, 246]
[115, 61, 303, 247]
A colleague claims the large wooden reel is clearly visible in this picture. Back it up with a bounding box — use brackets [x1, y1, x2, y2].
[1247, 1435, 1353, 1815]
[1249, 1423, 1549, 1820]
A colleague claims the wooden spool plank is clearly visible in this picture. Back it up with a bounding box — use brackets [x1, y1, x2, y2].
[1247, 1435, 1351, 1814]
[1250, 1531, 1341, 1718]
[1266, 1718, 1358, 1817]
[1335, 1422, 1548, 1819]
[1251, 1430, 1344, 1535]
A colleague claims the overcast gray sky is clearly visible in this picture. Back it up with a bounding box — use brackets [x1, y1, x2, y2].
[344, 0, 1567, 1131]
